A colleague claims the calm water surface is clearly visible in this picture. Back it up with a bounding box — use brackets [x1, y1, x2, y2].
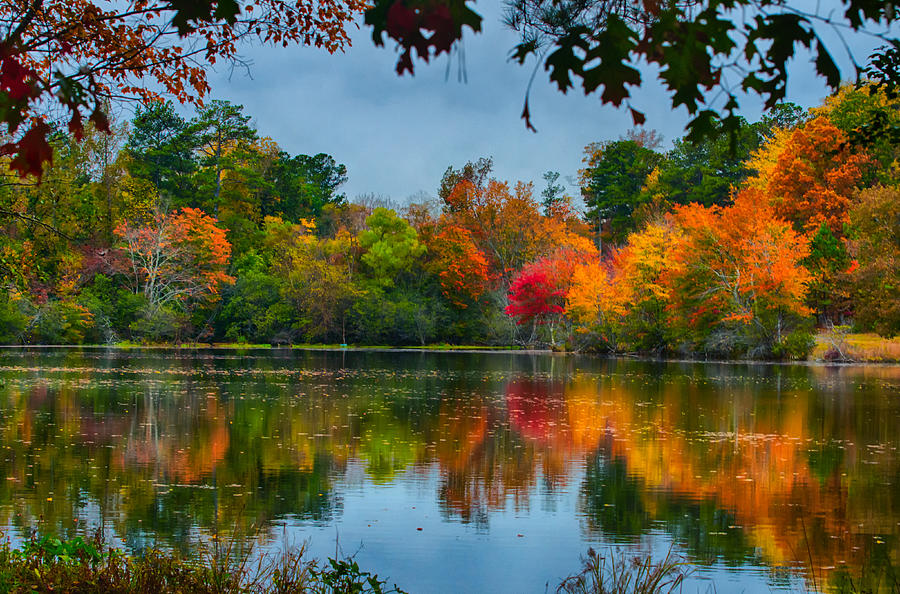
[0, 348, 897, 592]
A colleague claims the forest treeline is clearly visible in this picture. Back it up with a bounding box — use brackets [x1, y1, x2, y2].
[1, 86, 898, 357]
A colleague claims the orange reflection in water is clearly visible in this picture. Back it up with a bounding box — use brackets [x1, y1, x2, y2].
[115, 390, 230, 484]
[505, 372, 899, 590]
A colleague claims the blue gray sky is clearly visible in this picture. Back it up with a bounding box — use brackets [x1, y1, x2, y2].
[200, 3, 883, 205]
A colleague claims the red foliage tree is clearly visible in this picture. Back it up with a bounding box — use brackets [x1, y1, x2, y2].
[505, 265, 565, 324]
[505, 256, 574, 346]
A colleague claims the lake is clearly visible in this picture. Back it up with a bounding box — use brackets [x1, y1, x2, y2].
[0, 348, 897, 592]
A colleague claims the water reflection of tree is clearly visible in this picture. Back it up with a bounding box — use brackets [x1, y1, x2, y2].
[0, 351, 898, 590]
[436, 401, 534, 529]
[0, 373, 342, 554]
[434, 378, 578, 528]
[567, 366, 900, 590]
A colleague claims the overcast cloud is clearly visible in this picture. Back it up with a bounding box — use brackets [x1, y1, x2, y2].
[194, 3, 883, 205]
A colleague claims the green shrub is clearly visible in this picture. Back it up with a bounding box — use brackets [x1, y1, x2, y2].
[27, 300, 94, 344]
[78, 274, 145, 343]
[771, 329, 816, 360]
[0, 291, 29, 344]
[309, 557, 407, 594]
[130, 305, 184, 342]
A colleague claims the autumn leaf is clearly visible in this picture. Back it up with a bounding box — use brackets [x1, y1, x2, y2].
[3, 122, 54, 179]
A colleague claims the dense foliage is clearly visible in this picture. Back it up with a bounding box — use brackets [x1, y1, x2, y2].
[2, 86, 899, 357]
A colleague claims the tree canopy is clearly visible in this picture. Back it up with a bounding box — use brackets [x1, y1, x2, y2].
[0, 0, 367, 177]
[364, 0, 899, 143]
[5, 0, 898, 179]
[502, 0, 898, 140]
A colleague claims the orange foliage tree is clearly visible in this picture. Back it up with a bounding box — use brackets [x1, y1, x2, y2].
[568, 190, 814, 357]
[665, 189, 812, 357]
[116, 207, 234, 314]
[813, 84, 900, 179]
[566, 260, 616, 336]
[745, 116, 872, 239]
[443, 178, 595, 290]
[443, 179, 547, 288]
[744, 115, 873, 321]
[429, 224, 490, 308]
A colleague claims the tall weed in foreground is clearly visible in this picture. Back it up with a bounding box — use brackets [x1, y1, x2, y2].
[0, 530, 406, 593]
[828, 563, 900, 594]
[556, 547, 689, 594]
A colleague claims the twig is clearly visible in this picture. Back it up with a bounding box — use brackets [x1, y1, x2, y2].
[0, 208, 73, 240]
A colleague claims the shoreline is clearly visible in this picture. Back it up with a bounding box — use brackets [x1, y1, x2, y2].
[1, 341, 899, 366]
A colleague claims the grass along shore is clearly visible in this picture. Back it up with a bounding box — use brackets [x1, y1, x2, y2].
[0, 533, 407, 594]
[813, 331, 900, 363]
[0, 533, 694, 594]
[1, 533, 893, 593]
